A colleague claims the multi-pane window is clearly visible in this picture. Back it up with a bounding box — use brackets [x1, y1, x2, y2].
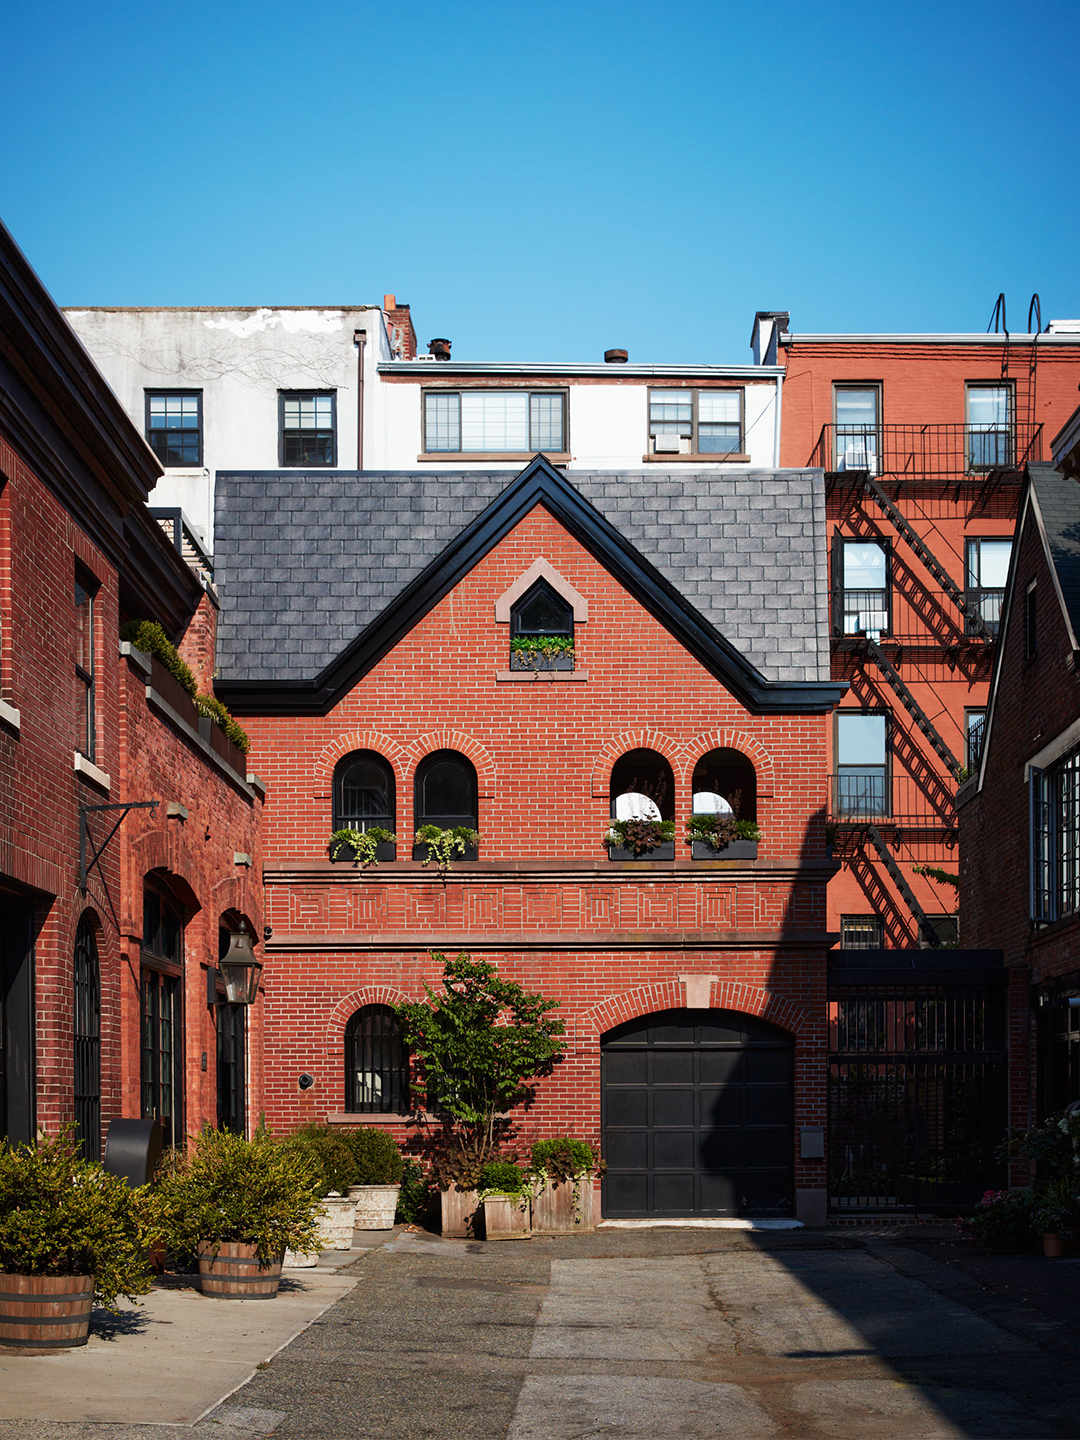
[966, 384, 1013, 469]
[345, 1005, 409, 1114]
[141, 887, 184, 1148]
[280, 392, 336, 466]
[422, 391, 566, 454]
[836, 539, 889, 637]
[1032, 746, 1080, 924]
[648, 389, 742, 456]
[74, 570, 96, 761]
[836, 712, 888, 817]
[965, 538, 1011, 637]
[834, 387, 880, 472]
[333, 751, 395, 833]
[146, 392, 202, 467]
[840, 915, 884, 950]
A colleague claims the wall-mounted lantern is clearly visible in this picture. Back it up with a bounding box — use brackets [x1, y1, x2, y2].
[218, 919, 262, 1005]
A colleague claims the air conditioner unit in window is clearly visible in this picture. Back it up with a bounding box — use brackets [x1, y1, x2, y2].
[653, 434, 682, 453]
[842, 447, 876, 475]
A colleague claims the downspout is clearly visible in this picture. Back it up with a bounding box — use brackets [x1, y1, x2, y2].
[773, 370, 783, 468]
[354, 329, 366, 470]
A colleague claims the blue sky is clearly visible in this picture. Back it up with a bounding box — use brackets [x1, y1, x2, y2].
[2, 0, 1077, 363]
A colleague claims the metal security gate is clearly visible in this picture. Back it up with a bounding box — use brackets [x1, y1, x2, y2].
[828, 968, 1007, 1213]
[601, 1009, 794, 1217]
[73, 917, 101, 1162]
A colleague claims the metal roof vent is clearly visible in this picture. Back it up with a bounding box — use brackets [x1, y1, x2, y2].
[604, 349, 628, 364]
[428, 338, 452, 360]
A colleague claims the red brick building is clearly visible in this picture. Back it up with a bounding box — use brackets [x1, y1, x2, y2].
[215, 456, 844, 1222]
[0, 220, 264, 1158]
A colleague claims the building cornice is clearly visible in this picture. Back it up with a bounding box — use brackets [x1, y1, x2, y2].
[378, 361, 784, 379]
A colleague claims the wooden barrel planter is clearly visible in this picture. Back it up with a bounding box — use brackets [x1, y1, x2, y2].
[0, 1274, 94, 1348]
[197, 1243, 283, 1299]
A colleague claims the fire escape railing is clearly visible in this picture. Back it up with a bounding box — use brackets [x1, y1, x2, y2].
[810, 422, 1042, 479]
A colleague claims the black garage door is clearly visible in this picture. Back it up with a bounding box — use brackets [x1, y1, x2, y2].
[601, 1009, 794, 1217]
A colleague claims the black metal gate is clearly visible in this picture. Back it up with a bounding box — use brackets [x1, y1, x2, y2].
[828, 959, 1007, 1213]
[216, 1002, 246, 1134]
[601, 1009, 794, 1217]
[73, 916, 101, 1162]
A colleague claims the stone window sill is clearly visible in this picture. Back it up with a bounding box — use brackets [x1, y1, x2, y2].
[418, 452, 572, 463]
[0, 698, 20, 732]
[642, 452, 750, 463]
[74, 751, 111, 791]
[495, 669, 588, 682]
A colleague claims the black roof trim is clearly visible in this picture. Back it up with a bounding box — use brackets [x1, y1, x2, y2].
[216, 455, 845, 716]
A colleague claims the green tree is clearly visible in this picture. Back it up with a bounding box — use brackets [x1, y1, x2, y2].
[395, 952, 566, 1186]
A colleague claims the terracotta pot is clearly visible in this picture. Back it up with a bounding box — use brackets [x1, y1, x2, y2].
[1042, 1232, 1064, 1258]
[0, 1273, 93, 1349]
[198, 1243, 283, 1298]
[440, 1184, 482, 1238]
[483, 1194, 531, 1240]
[316, 1192, 358, 1249]
[348, 1184, 400, 1230]
[531, 1175, 597, 1234]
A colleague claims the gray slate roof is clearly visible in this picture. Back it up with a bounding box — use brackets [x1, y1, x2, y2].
[1030, 463, 1080, 642]
[213, 467, 830, 685]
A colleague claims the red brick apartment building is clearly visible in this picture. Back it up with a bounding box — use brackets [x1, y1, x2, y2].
[960, 429, 1080, 1132]
[215, 457, 845, 1223]
[0, 220, 264, 1159]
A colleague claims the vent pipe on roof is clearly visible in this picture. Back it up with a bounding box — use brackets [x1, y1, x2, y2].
[604, 349, 628, 364]
[428, 338, 451, 360]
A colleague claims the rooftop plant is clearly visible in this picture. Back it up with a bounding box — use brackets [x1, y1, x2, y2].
[121, 618, 250, 753]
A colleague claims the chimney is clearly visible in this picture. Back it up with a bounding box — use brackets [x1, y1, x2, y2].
[604, 349, 628, 364]
[428, 338, 452, 361]
[383, 296, 417, 359]
[751, 311, 790, 366]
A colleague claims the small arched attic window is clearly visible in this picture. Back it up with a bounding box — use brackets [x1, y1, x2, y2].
[495, 558, 588, 680]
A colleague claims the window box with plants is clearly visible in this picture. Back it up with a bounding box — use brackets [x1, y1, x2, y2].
[686, 815, 761, 860]
[412, 824, 479, 866]
[509, 635, 575, 672]
[605, 818, 676, 861]
[529, 1138, 601, 1234]
[328, 826, 397, 865]
[477, 1161, 532, 1240]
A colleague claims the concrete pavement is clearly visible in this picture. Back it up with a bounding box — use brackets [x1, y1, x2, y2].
[0, 1226, 1078, 1438]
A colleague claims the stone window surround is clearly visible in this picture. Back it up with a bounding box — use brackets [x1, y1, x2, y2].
[494, 557, 589, 682]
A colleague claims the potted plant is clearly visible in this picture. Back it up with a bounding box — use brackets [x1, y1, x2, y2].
[340, 1127, 404, 1230]
[605, 817, 676, 861]
[395, 952, 566, 1238]
[686, 814, 761, 860]
[509, 635, 575, 672]
[162, 1125, 324, 1296]
[957, 1188, 1038, 1255]
[328, 826, 397, 865]
[529, 1137, 601, 1234]
[478, 1160, 532, 1240]
[1032, 1176, 1078, 1257]
[0, 1129, 155, 1348]
[281, 1124, 358, 1250]
[412, 824, 479, 869]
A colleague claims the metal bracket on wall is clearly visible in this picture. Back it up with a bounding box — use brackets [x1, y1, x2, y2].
[79, 800, 159, 892]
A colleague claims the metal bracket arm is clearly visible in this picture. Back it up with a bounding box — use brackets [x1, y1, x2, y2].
[79, 800, 159, 891]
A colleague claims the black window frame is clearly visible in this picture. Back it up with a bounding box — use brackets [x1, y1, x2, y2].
[73, 914, 101, 1162]
[840, 914, 885, 950]
[333, 750, 396, 833]
[145, 390, 203, 468]
[279, 390, 337, 467]
[1031, 746, 1080, 926]
[344, 1004, 410, 1115]
[421, 388, 568, 455]
[140, 884, 185, 1149]
[647, 387, 744, 457]
[833, 535, 891, 638]
[74, 566, 98, 762]
[964, 536, 1012, 639]
[414, 749, 478, 831]
[965, 708, 987, 772]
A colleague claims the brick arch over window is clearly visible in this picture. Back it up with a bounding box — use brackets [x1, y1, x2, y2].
[590, 731, 684, 798]
[326, 985, 415, 1054]
[314, 731, 410, 797]
[579, 981, 808, 1045]
[407, 732, 496, 799]
[682, 730, 776, 797]
[128, 832, 205, 912]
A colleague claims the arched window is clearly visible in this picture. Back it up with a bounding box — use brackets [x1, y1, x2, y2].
[414, 750, 478, 831]
[510, 579, 574, 670]
[333, 750, 395, 833]
[141, 882, 185, 1149]
[345, 1005, 409, 1114]
[609, 749, 675, 820]
[73, 914, 101, 1162]
[691, 749, 757, 822]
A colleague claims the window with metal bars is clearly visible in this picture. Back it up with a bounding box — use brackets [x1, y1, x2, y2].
[73, 915, 101, 1162]
[344, 1005, 409, 1114]
[1031, 745, 1080, 924]
[840, 915, 884, 950]
[333, 751, 395, 833]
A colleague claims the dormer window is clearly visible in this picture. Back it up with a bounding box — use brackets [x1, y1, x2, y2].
[510, 579, 574, 671]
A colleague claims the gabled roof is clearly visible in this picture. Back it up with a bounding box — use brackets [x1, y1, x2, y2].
[214, 456, 843, 716]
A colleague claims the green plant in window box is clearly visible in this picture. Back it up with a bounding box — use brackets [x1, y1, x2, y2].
[414, 824, 479, 875]
[510, 635, 575, 672]
[685, 815, 762, 848]
[329, 826, 398, 867]
[605, 818, 676, 856]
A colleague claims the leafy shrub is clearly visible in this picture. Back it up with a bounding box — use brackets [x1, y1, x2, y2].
[685, 814, 762, 847]
[478, 1160, 529, 1195]
[414, 825, 479, 873]
[395, 1158, 436, 1225]
[281, 1124, 355, 1195]
[161, 1126, 324, 1264]
[605, 818, 676, 855]
[1031, 1173, 1080, 1237]
[194, 692, 250, 754]
[956, 1188, 1037, 1253]
[1000, 1106, 1080, 1181]
[120, 619, 197, 696]
[530, 1137, 596, 1182]
[0, 1130, 155, 1311]
[339, 1127, 404, 1186]
[329, 827, 397, 867]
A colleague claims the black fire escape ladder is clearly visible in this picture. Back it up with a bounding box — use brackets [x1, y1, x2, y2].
[864, 639, 964, 781]
[864, 824, 940, 948]
[861, 476, 993, 641]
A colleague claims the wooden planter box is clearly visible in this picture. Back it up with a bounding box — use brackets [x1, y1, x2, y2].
[0, 1273, 93, 1348]
[329, 840, 397, 863]
[413, 841, 479, 863]
[440, 1184, 482, 1238]
[509, 651, 574, 671]
[691, 839, 758, 860]
[483, 1194, 531, 1240]
[607, 841, 675, 862]
[531, 1176, 597, 1234]
[198, 1242, 283, 1299]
